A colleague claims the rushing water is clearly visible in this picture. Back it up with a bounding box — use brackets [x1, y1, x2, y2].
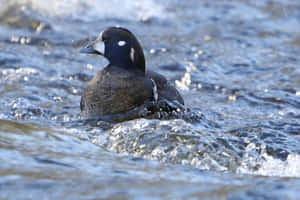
[0, 0, 300, 199]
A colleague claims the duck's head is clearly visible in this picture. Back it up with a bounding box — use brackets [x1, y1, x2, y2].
[80, 27, 145, 73]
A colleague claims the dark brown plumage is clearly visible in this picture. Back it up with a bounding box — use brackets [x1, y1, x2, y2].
[80, 27, 184, 119]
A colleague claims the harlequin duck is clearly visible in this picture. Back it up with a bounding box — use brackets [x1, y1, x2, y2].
[80, 27, 184, 120]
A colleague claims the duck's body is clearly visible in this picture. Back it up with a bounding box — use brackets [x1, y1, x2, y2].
[80, 27, 184, 119]
[146, 70, 184, 105]
[81, 65, 152, 117]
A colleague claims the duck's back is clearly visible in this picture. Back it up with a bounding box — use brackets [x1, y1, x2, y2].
[81, 66, 153, 117]
[146, 70, 184, 105]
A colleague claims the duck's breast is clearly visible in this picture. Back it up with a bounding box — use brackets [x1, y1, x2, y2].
[81, 68, 153, 117]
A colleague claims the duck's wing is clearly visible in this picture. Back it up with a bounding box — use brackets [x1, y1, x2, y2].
[146, 70, 184, 105]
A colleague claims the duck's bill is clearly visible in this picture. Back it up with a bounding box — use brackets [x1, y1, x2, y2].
[80, 44, 97, 54]
[80, 40, 105, 55]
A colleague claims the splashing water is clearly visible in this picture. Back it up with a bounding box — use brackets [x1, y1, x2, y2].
[1, 0, 170, 21]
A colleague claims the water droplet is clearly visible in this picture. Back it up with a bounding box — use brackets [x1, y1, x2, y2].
[228, 95, 237, 101]
[204, 35, 211, 41]
[87, 64, 94, 69]
[11, 36, 19, 43]
[149, 49, 156, 54]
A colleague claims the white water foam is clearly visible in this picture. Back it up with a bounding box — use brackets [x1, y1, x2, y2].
[237, 143, 300, 178]
[253, 154, 300, 178]
[3, 0, 170, 21]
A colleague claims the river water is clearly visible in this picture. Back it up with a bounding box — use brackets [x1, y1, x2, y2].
[0, 0, 300, 199]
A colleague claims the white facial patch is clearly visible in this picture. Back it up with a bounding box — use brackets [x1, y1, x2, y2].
[93, 40, 105, 54]
[130, 48, 135, 62]
[118, 40, 126, 46]
[97, 30, 104, 40]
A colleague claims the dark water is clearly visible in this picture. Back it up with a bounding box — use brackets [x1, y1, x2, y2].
[0, 0, 300, 199]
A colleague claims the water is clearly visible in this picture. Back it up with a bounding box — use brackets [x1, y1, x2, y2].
[0, 0, 300, 199]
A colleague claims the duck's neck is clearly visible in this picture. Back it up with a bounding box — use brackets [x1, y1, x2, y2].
[108, 57, 146, 75]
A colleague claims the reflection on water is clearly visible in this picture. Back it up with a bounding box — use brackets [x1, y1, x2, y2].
[0, 0, 300, 199]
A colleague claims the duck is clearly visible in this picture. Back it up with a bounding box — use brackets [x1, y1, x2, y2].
[80, 27, 184, 120]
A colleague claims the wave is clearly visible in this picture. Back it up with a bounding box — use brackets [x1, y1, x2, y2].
[0, 0, 171, 21]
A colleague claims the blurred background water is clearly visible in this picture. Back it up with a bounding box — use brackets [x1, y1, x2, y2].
[0, 0, 300, 199]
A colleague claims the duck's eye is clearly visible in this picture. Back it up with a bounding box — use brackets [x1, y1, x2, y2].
[102, 36, 109, 42]
[117, 40, 126, 46]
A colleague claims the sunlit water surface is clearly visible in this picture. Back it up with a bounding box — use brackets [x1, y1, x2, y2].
[0, 0, 300, 199]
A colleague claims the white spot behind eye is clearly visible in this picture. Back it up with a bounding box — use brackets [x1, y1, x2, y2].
[118, 41, 126, 46]
[130, 48, 135, 62]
